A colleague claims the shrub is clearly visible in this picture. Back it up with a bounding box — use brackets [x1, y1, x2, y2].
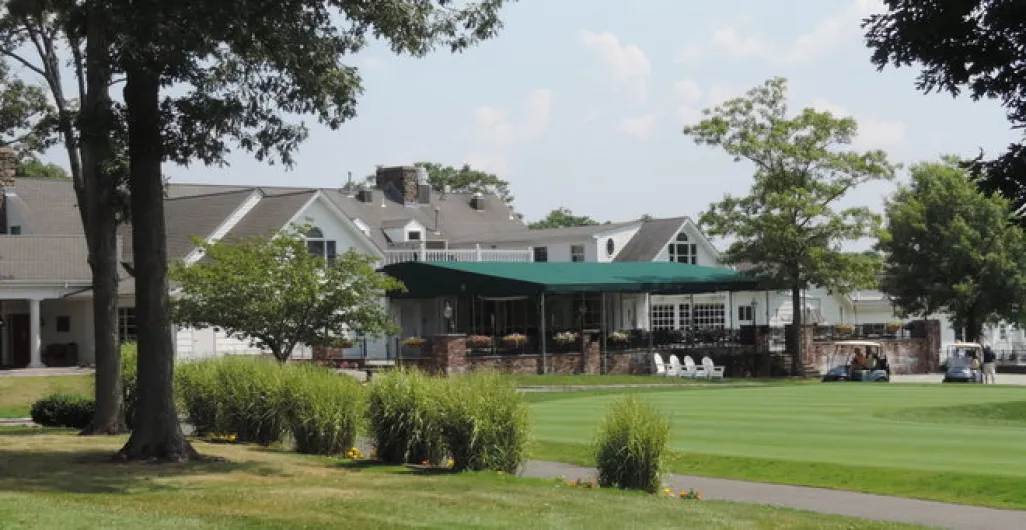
[593, 395, 670, 493]
[120, 343, 138, 429]
[439, 372, 530, 473]
[175, 359, 222, 436]
[365, 368, 446, 465]
[31, 393, 96, 429]
[176, 356, 290, 444]
[287, 364, 364, 455]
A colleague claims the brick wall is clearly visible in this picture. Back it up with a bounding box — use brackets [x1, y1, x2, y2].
[805, 320, 940, 375]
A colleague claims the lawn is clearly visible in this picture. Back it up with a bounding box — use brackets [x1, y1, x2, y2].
[0, 428, 920, 529]
[0, 375, 93, 418]
[513, 374, 743, 387]
[529, 384, 1026, 509]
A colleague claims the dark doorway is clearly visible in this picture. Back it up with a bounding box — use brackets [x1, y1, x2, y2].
[9, 314, 30, 367]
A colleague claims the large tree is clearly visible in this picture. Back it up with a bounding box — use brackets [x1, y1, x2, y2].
[877, 157, 1026, 341]
[19, 159, 70, 178]
[0, 0, 129, 435]
[415, 161, 514, 206]
[0, 59, 54, 155]
[863, 1, 1026, 217]
[94, 0, 514, 462]
[528, 207, 600, 229]
[682, 77, 896, 375]
[172, 228, 403, 362]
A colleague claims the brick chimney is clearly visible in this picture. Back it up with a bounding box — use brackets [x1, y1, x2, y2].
[0, 147, 16, 187]
[375, 166, 424, 205]
[0, 147, 16, 234]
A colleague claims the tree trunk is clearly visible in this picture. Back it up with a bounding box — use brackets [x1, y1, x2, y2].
[79, 11, 125, 436]
[116, 63, 195, 462]
[965, 311, 982, 344]
[791, 284, 804, 377]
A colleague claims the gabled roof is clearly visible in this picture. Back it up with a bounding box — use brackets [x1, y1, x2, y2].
[614, 217, 688, 262]
[0, 235, 97, 284]
[4, 177, 82, 235]
[222, 190, 316, 242]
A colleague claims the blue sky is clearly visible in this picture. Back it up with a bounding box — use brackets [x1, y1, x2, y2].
[39, 0, 1022, 226]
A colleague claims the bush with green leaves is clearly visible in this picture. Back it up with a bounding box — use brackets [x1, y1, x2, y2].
[287, 364, 364, 455]
[174, 358, 222, 436]
[593, 395, 670, 493]
[31, 393, 96, 429]
[439, 372, 531, 473]
[120, 342, 138, 429]
[365, 368, 447, 465]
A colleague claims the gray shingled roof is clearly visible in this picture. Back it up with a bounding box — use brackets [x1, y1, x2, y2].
[450, 220, 639, 245]
[5, 178, 83, 235]
[0, 236, 93, 282]
[164, 189, 256, 259]
[223, 190, 315, 241]
[614, 217, 688, 262]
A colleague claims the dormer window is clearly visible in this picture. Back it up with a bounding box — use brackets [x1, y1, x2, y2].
[305, 226, 337, 265]
[407, 230, 422, 241]
[668, 231, 696, 264]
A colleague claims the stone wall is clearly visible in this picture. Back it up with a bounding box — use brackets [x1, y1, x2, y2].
[804, 319, 940, 375]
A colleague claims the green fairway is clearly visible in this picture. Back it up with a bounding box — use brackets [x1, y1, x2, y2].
[530, 384, 1026, 508]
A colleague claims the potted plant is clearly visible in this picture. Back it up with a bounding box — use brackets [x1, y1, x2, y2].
[886, 321, 902, 333]
[331, 336, 354, 349]
[608, 330, 629, 346]
[502, 333, 528, 350]
[402, 336, 426, 350]
[835, 324, 854, 335]
[466, 335, 493, 350]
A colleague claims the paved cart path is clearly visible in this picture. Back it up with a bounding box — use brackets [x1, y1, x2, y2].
[522, 460, 1025, 530]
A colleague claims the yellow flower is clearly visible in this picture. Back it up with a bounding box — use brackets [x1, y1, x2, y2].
[447, 459, 454, 467]
[663, 488, 671, 495]
[497, 471, 505, 475]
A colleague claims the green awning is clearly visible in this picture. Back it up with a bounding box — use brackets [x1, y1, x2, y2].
[381, 261, 760, 298]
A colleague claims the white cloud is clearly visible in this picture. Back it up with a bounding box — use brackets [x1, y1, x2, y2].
[676, 0, 884, 65]
[674, 81, 749, 127]
[579, 30, 651, 103]
[619, 114, 657, 139]
[809, 98, 906, 150]
[465, 89, 554, 174]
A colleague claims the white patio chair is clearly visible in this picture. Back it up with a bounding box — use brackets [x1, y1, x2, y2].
[652, 353, 668, 376]
[683, 355, 706, 379]
[668, 354, 685, 378]
[702, 356, 725, 379]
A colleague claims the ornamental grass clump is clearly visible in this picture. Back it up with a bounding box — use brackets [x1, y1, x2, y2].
[594, 395, 670, 493]
[365, 368, 446, 465]
[287, 363, 364, 455]
[439, 372, 530, 473]
[175, 358, 223, 436]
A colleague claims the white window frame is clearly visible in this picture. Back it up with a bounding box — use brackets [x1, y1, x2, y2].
[570, 244, 585, 262]
[305, 226, 337, 265]
[651, 304, 675, 330]
[667, 232, 697, 264]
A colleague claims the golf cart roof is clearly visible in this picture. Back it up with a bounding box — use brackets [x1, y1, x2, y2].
[946, 342, 983, 349]
[834, 340, 882, 348]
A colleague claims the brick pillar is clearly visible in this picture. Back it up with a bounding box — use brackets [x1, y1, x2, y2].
[581, 332, 601, 374]
[431, 335, 468, 376]
[311, 346, 329, 362]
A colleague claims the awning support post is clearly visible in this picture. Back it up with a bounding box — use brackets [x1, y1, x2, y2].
[646, 292, 654, 352]
[601, 292, 608, 374]
[540, 292, 547, 375]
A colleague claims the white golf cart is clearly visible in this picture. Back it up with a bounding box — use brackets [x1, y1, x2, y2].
[941, 342, 984, 383]
[821, 340, 891, 382]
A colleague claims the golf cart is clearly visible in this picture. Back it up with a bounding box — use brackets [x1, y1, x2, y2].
[942, 342, 983, 383]
[821, 341, 891, 382]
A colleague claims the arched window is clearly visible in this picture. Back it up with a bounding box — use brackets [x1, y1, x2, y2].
[667, 231, 696, 264]
[305, 226, 337, 264]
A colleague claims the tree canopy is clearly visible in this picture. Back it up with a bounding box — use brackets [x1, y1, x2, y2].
[863, 1, 1026, 217]
[528, 207, 600, 230]
[19, 159, 70, 178]
[172, 227, 404, 362]
[415, 161, 513, 206]
[683, 77, 896, 373]
[877, 157, 1026, 341]
[0, 60, 54, 155]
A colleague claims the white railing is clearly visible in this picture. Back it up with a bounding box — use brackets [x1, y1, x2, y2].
[384, 245, 533, 265]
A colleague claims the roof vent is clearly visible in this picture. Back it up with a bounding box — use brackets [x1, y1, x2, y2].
[356, 186, 374, 203]
[470, 192, 485, 211]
